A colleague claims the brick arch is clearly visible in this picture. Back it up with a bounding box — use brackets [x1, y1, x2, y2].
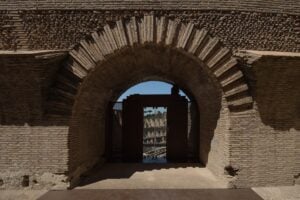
[48, 14, 253, 117]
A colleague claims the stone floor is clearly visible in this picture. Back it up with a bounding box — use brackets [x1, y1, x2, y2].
[252, 185, 300, 200]
[38, 189, 263, 200]
[0, 190, 48, 200]
[2, 186, 300, 200]
[0, 163, 299, 200]
[77, 163, 227, 189]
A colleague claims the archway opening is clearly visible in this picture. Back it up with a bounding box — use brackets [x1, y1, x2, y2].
[67, 46, 231, 187]
[105, 81, 199, 164]
[47, 15, 254, 186]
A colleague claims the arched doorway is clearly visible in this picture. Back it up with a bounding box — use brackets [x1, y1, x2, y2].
[105, 81, 198, 163]
[122, 93, 188, 162]
[65, 46, 229, 184]
[46, 14, 253, 185]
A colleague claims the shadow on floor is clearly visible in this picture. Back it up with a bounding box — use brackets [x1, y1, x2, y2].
[38, 189, 264, 200]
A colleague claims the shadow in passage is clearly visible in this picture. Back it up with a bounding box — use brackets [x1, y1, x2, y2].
[38, 189, 264, 200]
[78, 162, 205, 187]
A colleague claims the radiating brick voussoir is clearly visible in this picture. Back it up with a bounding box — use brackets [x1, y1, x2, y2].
[49, 14, 253, 115]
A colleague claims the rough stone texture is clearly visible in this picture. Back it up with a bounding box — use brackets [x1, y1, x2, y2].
[47, 15, 253, 120]
[0, 0, 299, 14]
[0, 10, 299, 52]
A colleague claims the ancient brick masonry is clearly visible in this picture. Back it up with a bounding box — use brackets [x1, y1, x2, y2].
[47, 15, 253, 119]
[0, 10, 299, 52]
[0, 10, 16, 50]
[0, 0, 299, 189]
[0, 0, 299, 14]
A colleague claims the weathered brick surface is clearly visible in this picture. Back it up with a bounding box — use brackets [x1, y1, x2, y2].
[0, 52, 67, 125]
[206, 98, 230, 181]
[0, 1, 299, 189]
[0, 125, 69, 189]
[0, 50, 299, 188]
[0, 52, 70, 188]
[228, 53, 300, 187]
[229, 110, 298, 187]
[46, 14, 253, 118]
[0, 0, 299, 15]
[0, 10, 299, 52]
[0, 126, 68, 173]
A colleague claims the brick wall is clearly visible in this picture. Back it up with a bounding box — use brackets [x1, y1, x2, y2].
[0, 10, 299, 52]
[228, 53, 300, 187]
[66, 49, 300, 187]
[0, 52, 70, 188]
[0, 126, 68, 173]
[229, 110, 298, 187]
[0, 0, 299, 14]
[0, 52, 66, 125]
[0, 50, 299, 188]
[0, 126, 69, 188]
[0, 6, 299, 187]
[206, 98, 230, 181]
